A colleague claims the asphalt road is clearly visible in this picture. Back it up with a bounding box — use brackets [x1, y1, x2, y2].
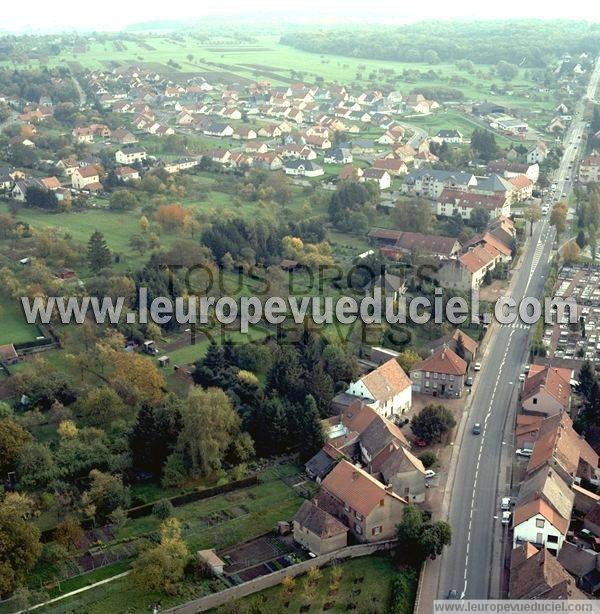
[437, 55, 600, 600]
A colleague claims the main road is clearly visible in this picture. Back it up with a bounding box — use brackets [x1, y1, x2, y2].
[437, 55, 600, 600]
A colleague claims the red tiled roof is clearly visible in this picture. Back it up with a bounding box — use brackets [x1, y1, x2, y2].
[320, 459, 406, 517]
[522, 367, 571, 408]
[360, 359, 411, 403]
[413, 346, 467, 376]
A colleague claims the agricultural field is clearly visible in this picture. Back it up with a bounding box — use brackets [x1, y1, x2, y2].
[7, 34, 556, 116]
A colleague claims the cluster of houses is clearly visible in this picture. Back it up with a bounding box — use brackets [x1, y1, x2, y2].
[579, 151, 600, 184]
[291, 328, 481, 554]
[369, 214, 516, 293]
[75, 67, 452, 185]
[507, 364, 600, 598]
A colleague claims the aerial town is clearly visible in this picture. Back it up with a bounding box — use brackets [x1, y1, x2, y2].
[0, 12, 599, 614]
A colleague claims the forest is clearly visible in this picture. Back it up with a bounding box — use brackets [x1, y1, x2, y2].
[281, 20, 600, 66]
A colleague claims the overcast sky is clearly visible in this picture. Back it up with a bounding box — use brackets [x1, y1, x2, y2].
[3, 0, 600, 33]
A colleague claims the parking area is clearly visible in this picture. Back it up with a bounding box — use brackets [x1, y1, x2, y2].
[546, 263, 600, 364]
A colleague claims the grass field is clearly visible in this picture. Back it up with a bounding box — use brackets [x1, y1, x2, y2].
[213, 554, 416, 614]
[6, 33, 555, 115]
[21, 465, 305, 614]
[0, 294, 40, 345]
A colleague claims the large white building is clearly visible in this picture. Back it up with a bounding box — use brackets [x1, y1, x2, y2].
[346, 358, 412, 417]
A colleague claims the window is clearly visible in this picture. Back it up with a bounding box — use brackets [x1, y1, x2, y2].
[372, 526, 382, 536]
[355, 512, 362, 521]
[547, 535, 559, 543]
[344, 504, 350, 513]
[433, 372, 438, 379]
[433, 382, 438, 389]
[441, 373, 446, 380]
[425, 381, 430, 388]
[536, 518, 545, 528]
[533, 398, 538, 405]
[355, 523, 363, 534]
[449, 375, 455, 382]
[425, 371, 430, 378]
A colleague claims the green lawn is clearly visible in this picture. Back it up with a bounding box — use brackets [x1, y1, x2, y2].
[7, 33, 554, 116]
[0, 294, 41, 345]
[20, 465, 305, 614]
[213, 554, 416, 614]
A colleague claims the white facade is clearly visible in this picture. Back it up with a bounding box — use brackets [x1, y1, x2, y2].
[115, 149, 147, 165]
[346, 379, 411, 418]
[513, 514, 564, 555]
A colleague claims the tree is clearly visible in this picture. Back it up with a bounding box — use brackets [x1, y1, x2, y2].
[560, 241, 580, 263]
[173, 387, 250, 478]
[87, 230, 111, 272]
[550, 202, 568, 235]
[0, 495, 42, 597]
[392, 198, 434, 234]
[419, 451, 437, 468]
[80, 387, 126, 427]
[496, 60, 518, 81]
[524, 206, 542, 237]
[297, 395, 326, 461]
[304, 363, 334, 416]
[0, 417, 32, 477]
[577, 361, 595, 402]
[54, 517, 84, 551]
[396, 348, 421, 373]
[82, 469, 130, 520]
[411, 404, 456, 443]
[153, 499, 174, 520]
[130, 518, 188, 593]
[470, 208, 490, 231]
[266, 345, 306, 404]
[420, 521, 452, 559]
[109, 189, 138, 211]
[130, 396, 182, 476]
[57, 419, 78, 439]
[396, 505, 451, 564]
[576, 230, 586, 249]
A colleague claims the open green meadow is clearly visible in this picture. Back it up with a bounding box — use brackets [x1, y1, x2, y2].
[5, 34, 553, 114]
[0, 294, 40, 345]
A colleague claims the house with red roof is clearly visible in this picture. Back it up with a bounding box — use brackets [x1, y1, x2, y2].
[410, 346, 467, 398]
[346, 358, 412, 417]
[316, 459, 407, 542]
[521, 366, 572, 417]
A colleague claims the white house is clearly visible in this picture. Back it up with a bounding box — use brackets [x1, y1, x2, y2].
[115, 147, 147, 165]
[346, 358, 412, 418]
[282, 160, 324, 177]
[362, 168, 391, 190]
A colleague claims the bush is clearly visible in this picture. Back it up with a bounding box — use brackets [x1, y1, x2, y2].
[419, 451, 437, 469]
[152, 498, 174, 520]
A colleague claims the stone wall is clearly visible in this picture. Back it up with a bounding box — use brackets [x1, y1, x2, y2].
[165, 540, 397, 613]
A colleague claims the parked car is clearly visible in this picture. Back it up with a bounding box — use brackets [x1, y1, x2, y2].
[424, 470, 436, 479]
[472, 423, 481, 435]
[519, 373, 526, 382]
[516, 448, 532, 457]
[465, 376, 474, 386]
[501, 497, 511, 511]
[501, 511, 512, 525]
[474, 363, 481, 372]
